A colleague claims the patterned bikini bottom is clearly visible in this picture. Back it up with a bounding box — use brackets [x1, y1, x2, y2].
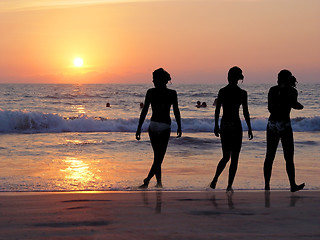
[267, 120, 292, 133]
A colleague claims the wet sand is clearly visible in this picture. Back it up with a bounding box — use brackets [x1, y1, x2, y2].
[0, 191, 319, 240]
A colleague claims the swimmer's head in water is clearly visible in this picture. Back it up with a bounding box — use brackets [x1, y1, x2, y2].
[153, 68, 171, 86]
[278, 69, 292, 86]
[228, 66, 244, 84]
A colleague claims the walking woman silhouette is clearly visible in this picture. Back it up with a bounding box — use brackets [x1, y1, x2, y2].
[136, 68, 182, 188]
[210, 66, 253, 192]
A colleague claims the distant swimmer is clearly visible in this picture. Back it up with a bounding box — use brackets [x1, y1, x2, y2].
[210, 66, 253, 193]
[201, 102, 207, 108]
[264, 70, 305, 192]
[106, 103, 111, 107]
[140, 102, 144, 109]
[196, 101, 207, 108]
[136, 68, 182, 189]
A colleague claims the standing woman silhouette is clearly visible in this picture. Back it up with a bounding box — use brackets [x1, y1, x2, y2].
[210, 66, 253, 192]
[136, 68, 182, 188]
[264, 70, 305, 192]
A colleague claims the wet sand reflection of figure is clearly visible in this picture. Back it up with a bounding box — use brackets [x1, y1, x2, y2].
[210, 193, 234, 210]
[141, 191, 162, 213]
[210, 66, 253, 192]
[264, 191, 303, 208]
[136, 68, 182, 189]
[264, 70, 305, 192]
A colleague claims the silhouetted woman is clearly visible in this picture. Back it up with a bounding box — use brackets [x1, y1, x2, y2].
[264, 70, 305, 192]
[210, 66, 253, 192]
[136, 68, 182, 188]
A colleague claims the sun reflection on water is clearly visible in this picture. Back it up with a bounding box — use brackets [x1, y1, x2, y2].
[65, 139, 100, 145]
[76, 105, 86, 114]
[60, 157, 101, 189]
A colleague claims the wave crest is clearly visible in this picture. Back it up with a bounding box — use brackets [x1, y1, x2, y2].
[0, 110, 319, 134]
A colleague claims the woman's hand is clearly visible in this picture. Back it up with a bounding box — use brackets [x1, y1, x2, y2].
[214, 126, 220, 137]
[136, 129, 141, 140]
[248, 129, 253, 140]
[176, 128, 182, 138]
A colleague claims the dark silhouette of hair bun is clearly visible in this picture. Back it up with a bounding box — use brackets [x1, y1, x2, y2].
[153, 68, 171, 84]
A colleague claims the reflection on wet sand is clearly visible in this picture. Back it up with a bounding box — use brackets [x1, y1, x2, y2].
[210, 192, 234, 210]
[209, 191, 303, 210]
[264, 190, 303, 208]
[141, 190, 162, 214]
[265, 190, 271, 208]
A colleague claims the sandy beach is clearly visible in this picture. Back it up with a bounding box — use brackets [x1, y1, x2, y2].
[0, 190, 319, 240]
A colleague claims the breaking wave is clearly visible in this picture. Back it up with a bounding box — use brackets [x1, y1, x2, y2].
[0, 110, 319, 134]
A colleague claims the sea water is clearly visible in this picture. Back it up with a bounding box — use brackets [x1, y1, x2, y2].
[0, 83, 319, 191]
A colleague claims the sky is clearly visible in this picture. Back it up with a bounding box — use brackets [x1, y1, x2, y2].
[0, 0, 319, 84]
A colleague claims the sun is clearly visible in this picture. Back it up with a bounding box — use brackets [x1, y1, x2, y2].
[73, 57, 83, 67]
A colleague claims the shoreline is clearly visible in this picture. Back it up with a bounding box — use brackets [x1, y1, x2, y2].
[1, 190, 319, 239]
[0, 188, 319, 195]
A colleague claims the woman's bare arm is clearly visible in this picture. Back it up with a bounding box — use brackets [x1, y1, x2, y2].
[214, 96, 222, 137]
[242, 91, 253, 140]
[136, 91, 151, 140]
[172, 91, 182, 138]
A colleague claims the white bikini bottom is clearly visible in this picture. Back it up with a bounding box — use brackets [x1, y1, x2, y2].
[149, 121, 171, 134]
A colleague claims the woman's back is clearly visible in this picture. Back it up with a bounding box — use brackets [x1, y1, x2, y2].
[147, 87, 177, 125]
[219, 85, 246, 122]
[268, 85, 298, 122]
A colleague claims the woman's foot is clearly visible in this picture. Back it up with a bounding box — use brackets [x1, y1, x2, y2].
[139, 178, 149, 189]
[265, 185, 270, 191]
[155, 182, 163, 188]
[291, 183, 305, 192]
[210, 179, 217, 189]
[226, 186, 234, 193]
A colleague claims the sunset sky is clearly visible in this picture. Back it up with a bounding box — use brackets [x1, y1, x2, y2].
[0, 0, 319, 84]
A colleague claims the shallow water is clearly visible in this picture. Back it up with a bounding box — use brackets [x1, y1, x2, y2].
[0, 131, 318, 191]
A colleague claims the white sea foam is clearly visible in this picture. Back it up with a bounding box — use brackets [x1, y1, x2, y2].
[1, 110, 319, 133]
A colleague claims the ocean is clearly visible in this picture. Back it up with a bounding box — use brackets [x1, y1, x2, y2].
[0, 83, 319, 191]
